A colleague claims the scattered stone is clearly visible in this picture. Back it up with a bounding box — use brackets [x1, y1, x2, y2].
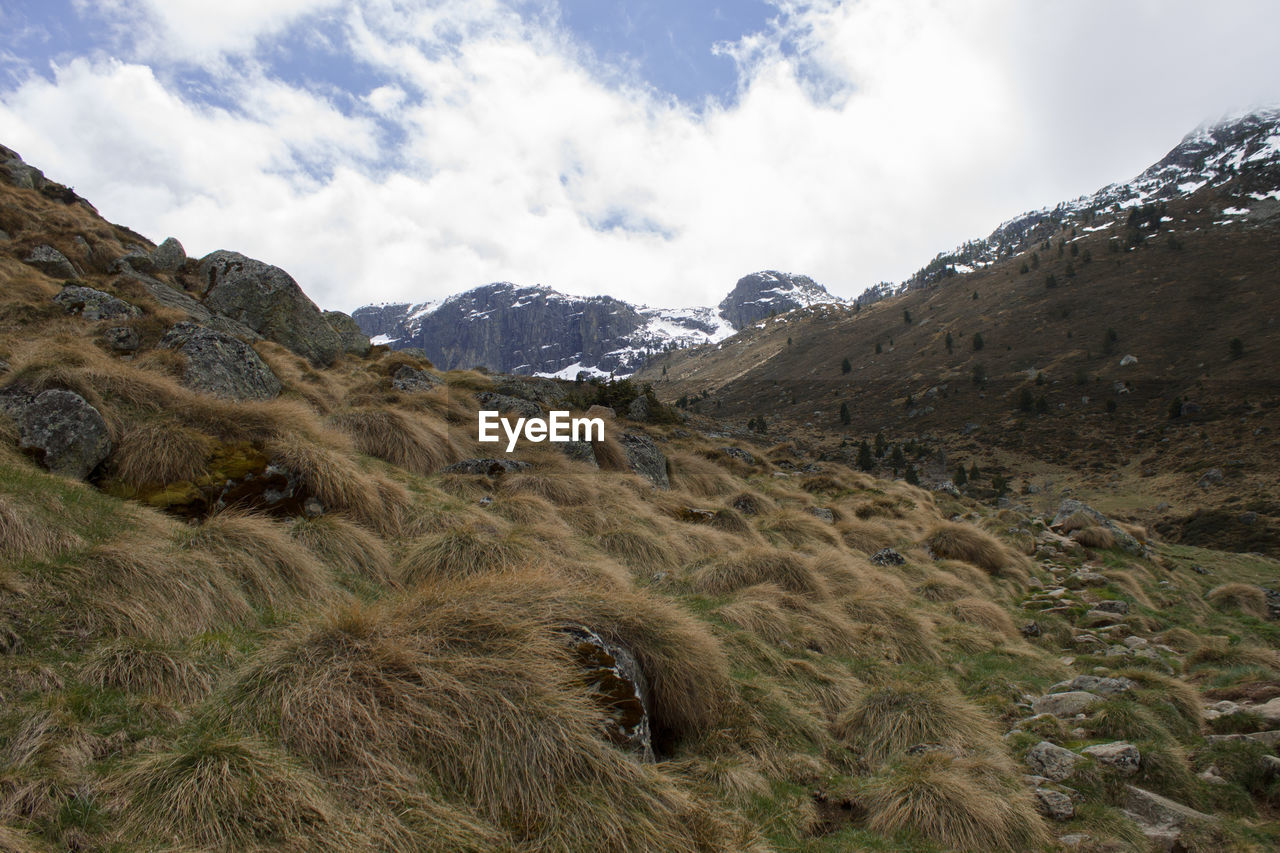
[1119, 354, 1138, 367]
[585, 405, 616, 420]
[721, 446, 755, 465]
[1204, 730, 1280, 747]
[626, 395, 652, 421]
[619, 432, 669, 489]
[560, 440, 598, 468]
[1024, 741, 1083, 781]
[1197, 468, 1224, 488]
[1260, 755, 1280, 779]
[101, 326, 140, 353]
[870, 548, 906, 567]
[1021, 621, 1042, 638]
[150, 237, 186, 271]
[1057, 834, 1092, 848]
[391, 365, 441, 393]
[53, 285, 139, 321]
[322, 310, 372, 357]
[160, 322, 282, 401]
[198, 250, 343, 366]
[1034, 788, 1075, 821]
[1094, 600, 1130, 615]
[23, 245, 77, 279]
[15, 389, 112, 479]
[1032, 691, 1102, 717]
[1122, 636, 1148, 650]
[1049, 499, 1145, 555]
[1082, 741, 1140, 775]
[1198, 767, 1227, 785]
[1253, 696, 1280, 724]
[807, 507, 834, 523]
[1124, 785, 1215, 850]
[110, 250, 155, 273]
[303, 497, 324, 518]
[1048, 675, 1136, 697]
[559, 626, 653, 761]
[1065, 571, 1109, 588]
[440, 459, 532, 477]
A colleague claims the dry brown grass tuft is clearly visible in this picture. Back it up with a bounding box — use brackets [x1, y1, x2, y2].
[718, 584, 862, 658]
[1071, 525, 1116, 549]
[112, 731, 358, 852]
[225, 587, 735, 851]
[837, 517, 897, 554]
[265, 433, 408, 535]
[861, 752, 1048, 853]
[691, 547, 827, 597]
[1115, 520, 1149, 543]
[0, 493, 82, 564]
[111, 419, 213, 487]
[833, 678, 998, 766]
[669, 452, 736, 498]
[328, 406, 458, 475]
[290, 514, 396, 588]
[49, 534, 252, 641]
[838, 590, 939, 664]
[915, 572, 971, 602]
[757, 509, 841, 551]
[502, 470, 595, 506]
[925, 522, 1015, 574]
[1207, 583, 1269, 620]
[184, 511, 334, 611]
[80, 638, 212, 703]
[593, 519, 685, 570]
[398, 520, 543, 585]
[949, 597, 1016, 638]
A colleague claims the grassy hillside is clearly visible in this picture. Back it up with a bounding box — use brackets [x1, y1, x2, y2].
[2, 158, 1280, 851]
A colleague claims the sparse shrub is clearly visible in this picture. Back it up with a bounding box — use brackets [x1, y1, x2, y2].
[949, 597, 1015, 638]
[841, 357, 851, 374]
[925, 523, 1013, 574]
[971, 332, 984, 351]
[1207, 583, 1268, 620]
[1230, 337, 1244, 360]
[834, 679, 997, 765]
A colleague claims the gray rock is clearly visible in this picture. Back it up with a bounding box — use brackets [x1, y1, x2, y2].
[322, 310, 372, 357]
[1082, 741, 1140, 775]
[1024, 741, 1083, 781]
[102, 326, 140, 353]
[1197, 468, 1224, 488]
[391, 365, 442, 393]
[1057, 834, 1092, 848]
[871, 547, 906, 566]
[110, 251, 155, 274]
[626, 395, 652, 421]
[721, 446, 755, 465]
[1204, 730, 1280, 747]
[23, 245, 77, 279]
[620, 431, 669, 489]
[53, 285, 139, 321]
[560, 440, 598, 468]
[1049, 499, 1145, 555]
[1094, 600, 1130, 615]
[1048, 675, 1136, 697]
[440, 459, 531, 476]
[807, 507, 835, 523]
[160, 322, 282, 401]
[1032, 691, 1102, 717]
[16, 389, 111, 479]
[559, 626, 653, 761]
[198, 250, 342, 367]
[0, 359, 9, 375]
[1065, 571, 1109, 588]
[150, 237, 186, 271]
[1034, 788, 1075, 821]
[1124, 784, 1214, 830]
[1, 146, 45, 190]
[586, 405, 616, 420]
[476, 392, 542, 420]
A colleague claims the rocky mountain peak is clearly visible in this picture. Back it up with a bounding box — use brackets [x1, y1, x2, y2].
[716, 271, 839, 329]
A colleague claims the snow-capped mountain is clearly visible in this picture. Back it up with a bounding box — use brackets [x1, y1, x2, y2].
[896, 107, 1280, 292]
[352, 272, 842, 377]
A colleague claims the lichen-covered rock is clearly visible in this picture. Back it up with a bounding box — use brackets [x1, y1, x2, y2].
[1082, 742, 1140, 775]
[1032, 691, 1102, 717]
[620, 431, 669, 489]
[476, 392, 542, 419]
[560, 440, 598, 467]
[323, 310, 372, 357]
[440, 459, 531, 476]
[560, 626, 653, 761]
[721, 446, 755, 465]
[626, 395, 652, 421]
[160, 322, 281, 401]
[101, 326, 140, 353]
[23, 245, 77, 279]
[151, 237, 186, 271]
[807, 506, 835, 523]
[391, 365, 441, 393]
[871, 547, 906, 566]
[16, 389, 111, 479]
[1048, 675, 1136, 697]
[1024, 741, 1083, 781]
[198, 250, 342, 366]
[53, 285, 139, 321]
[1034, 788, 1075, 821]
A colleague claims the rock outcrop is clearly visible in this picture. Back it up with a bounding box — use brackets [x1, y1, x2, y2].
[322, 310, 372, 357]
[160, 322, 282, 401]
[53, 285, 139, 321]
[14, 389, 111, 479]
[716, 270, 836, 329]
[619, 432, 669, 489]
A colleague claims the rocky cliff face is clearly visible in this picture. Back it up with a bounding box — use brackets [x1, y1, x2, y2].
[353, 273, 842, 377]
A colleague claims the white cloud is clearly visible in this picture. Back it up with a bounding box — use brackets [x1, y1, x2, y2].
[6, 0, 1280, 313]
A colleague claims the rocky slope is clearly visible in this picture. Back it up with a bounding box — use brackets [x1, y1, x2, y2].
[352, 272, 843, 377]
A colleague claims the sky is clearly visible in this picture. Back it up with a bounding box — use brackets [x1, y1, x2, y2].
[2, 1, 1280, 313]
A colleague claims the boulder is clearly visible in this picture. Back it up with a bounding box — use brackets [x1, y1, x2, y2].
[1049, 499, 1144, 555]
[323, 310, 372, 357]
[23, 245, 77, 279]
[1065, 571, 1109, 588]
[721, 446, 755, 465]
[476, 392, 542, 420]
[585, 405, 616, 420]
[150, 237, 186, 271]
[559, 626, 653, 761]
[1094, 600, 1130, 615]
[627, 395, 652, 421]
[1124, 785, 1214, 848]
[110, 251, 155, 274]
[198, 250, 342, 366]
[1253, 696, 1280, 724]
[1082, 741, 1140, 775]
[1032, 691, 1102, 717]
[391, 366, 441, 393]
[53, 285, 139, 321]
[1033, 788, 1075, 821]
[560, 440, 598, 468]
[1024, 741, 1083, 781]
[440, 459, 531, 477]
[101, 326, 140, 353]
[160, 322, 282, 401]
[1197, 468, 1224, 488]
[807, 507, 835, 523]
[16, 389, 111, 479]
[619, 431, 669, 489]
